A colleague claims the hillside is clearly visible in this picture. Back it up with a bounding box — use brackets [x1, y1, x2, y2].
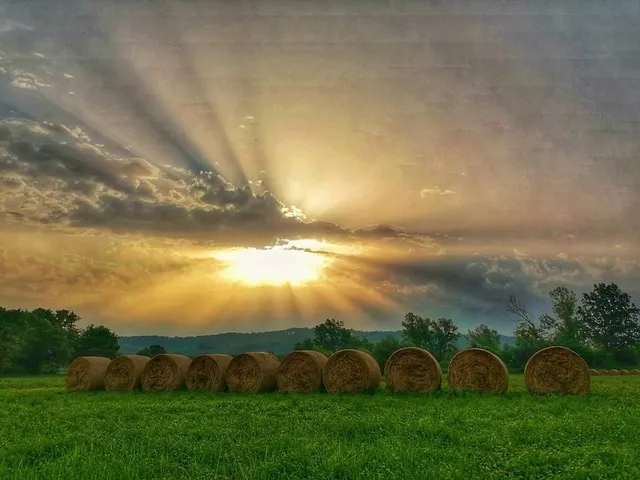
[118, 328, 516, 356]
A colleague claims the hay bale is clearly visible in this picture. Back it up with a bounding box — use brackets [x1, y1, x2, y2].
[524, 346, 589, 394]
[105, 355, 150, 391]
[589, 368, 598, 376]
[186, 354, 233, 392]
[384, 347, 442, 393]
[277, 350, 328, 393]
[323, 349, 381, 393]
[633, 369, 640, 375]
[619, 369, 630, 375]
[598, 369, 609, 375]
[226, 352, 281, 393]
[141, 354, 191, 391]
[65, 356, 111, 392]
[608, 369, 620, 376]
[447, 348, 509, 394]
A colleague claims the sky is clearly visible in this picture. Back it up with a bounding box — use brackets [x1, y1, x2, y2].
[1, 0, 639, 336]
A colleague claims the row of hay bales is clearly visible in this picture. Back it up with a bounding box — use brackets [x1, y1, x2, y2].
[66, 345, 599, 395]
[590, 368, 640, 376]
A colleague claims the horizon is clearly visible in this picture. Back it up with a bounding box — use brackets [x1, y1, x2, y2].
[1, 0, 639, 337]
[114, 323, 517, 339]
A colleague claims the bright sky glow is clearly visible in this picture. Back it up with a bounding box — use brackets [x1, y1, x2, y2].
[213, 243, 330, 286]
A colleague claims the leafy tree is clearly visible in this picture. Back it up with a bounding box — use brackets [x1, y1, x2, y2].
[538, 286, 582, 347]
[313, 319, 356, 352]
[293, 338, 315, 351]
[347, 335, 374, 352]
[467, 324, 501, 352]
[577, 282, 640, 350]
[371, 335, 407, 372]
[75, 324, 120, 358]
[0, 308, 30, 372]
[401, 313, 460, 359]
[293, 338, 332, 357]
[136, 344, 167, 357]
[18, 311, 71, 374]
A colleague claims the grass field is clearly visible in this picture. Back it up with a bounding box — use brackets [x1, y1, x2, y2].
[2, 375, 640, 480]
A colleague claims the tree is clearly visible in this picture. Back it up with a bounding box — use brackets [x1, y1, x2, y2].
[293, 338, 332, 357]
[401, 313, 460, 359]
[293, 338, 315, 351]
[371, 335, 406, 372]
[75, 325, 120, 358]
[12, 308, 83, 374]
[507, 296, 547, 347]
[0, 308, 30, 372]
[577, 282, 640, 351]
[467, 324, 501, 352]
[313, 319, 356, 352]
[136, 344, 167, 357]
[539, 286, 582, 347]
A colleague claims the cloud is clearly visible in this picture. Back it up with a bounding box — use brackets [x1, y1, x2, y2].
[9, 70, 50, 90]
[0, 19, 33, 34]
[0, 235, 207, 305]
[343, 250, 640, 329]
[420, 187, 456, 197]
[0, 119, 441, 250]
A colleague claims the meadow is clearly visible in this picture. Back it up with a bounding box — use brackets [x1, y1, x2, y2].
[1, 375, 640, 480]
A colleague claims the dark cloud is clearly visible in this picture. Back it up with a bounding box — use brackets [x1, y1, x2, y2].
[341, 252, 640, 329]
[1, 119, 440, 249]
[3, 139, 157, 195]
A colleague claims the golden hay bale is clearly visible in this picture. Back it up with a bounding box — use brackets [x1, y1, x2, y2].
[141, 354, 191, 391]
[186, 354, 233, 392]
[619, 369, 630, 375]
[384, 347, 442, 393]
[524, 346, 589, 395]
[633, 369, 640, 375]
[323, 349, 381, 394]
[447, 348, 509, 394]
[598, 369, 609, 376]
[277, 350, 328, 393]
[589, 368, 598, 376]
[608, 369, 620, 376]
[104, 355, 150, 391]
[226, 352, 281, 393]
[65, 356, 112, 392]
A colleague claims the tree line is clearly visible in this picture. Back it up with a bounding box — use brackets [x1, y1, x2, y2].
[0, 307, 120, 374]
[294, 282, 640, 372]
[1, 281, 638, 374]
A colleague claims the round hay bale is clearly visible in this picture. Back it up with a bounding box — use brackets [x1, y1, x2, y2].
[323, 349, 381, 394]
[277, 350, 328, 393]
[141, 354, 191, 391]
[186, 354, 233, 392]
[226, 352, 281, 393]
[524, 346, 589, 394]
[447, 348, 509, 394]
[589, 368, 598, 376]
[598, 369, 609, 375]
[608, 369, 620, 376]
[105, 355, 150, 391]
[619, 369, 630, 375]
[384, 347, 442, 393]
[633, 369, 640, 375]
[65, 356, 111, 392]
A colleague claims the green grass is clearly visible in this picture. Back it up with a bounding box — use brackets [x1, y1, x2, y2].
[2, 375, 640, 479]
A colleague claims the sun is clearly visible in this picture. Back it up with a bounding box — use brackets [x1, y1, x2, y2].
[212, 243, 330, 286]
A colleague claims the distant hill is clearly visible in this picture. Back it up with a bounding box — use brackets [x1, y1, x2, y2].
[118, 328, 516, 357]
